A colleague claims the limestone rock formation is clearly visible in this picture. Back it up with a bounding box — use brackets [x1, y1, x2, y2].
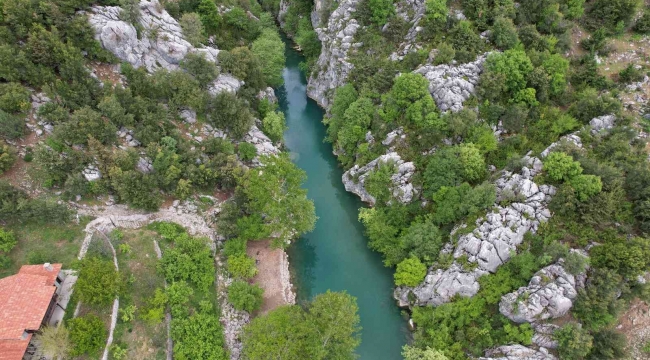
[532, 324, 560, 349]
[342, 152, 418, 205]
[243, 125, 281, 165]
[388, 0, 426, 61]
[394, 156, 555, 306]
[307, 0, 361, 108]
[540, 133, 583, 158]
[257, 87, 278, 104]
[88, 0, 242, 94]
[499, 264, 581, 323]
[589, 114, 616, 135]
[413, 54, 488, 112]
[480, 345, 557, 360]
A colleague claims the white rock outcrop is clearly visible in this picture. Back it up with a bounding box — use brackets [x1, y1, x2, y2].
[257, 87, 278, 104]
[480, 345, 557, 360]
[413, 54, 488, 112]
[388, 0, 426, 61]
[539, 133, 582, 158]
[342, 152, 418, 205]
[499, 264, 581, 323]
[83, 165, 102, 182]
[243, 125, 281, 165]
[589, 114, 616, 135]
[307, 0, 361, 108]
[88, 1, 242, 94]
[395, 156, 555, 306]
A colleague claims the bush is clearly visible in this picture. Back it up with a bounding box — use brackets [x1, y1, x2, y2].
[0, 82, 30, 113]
[251, 29, 286, 87]
[0, 143, 15, 174]
[262, 111, 286, 143]
[74, 257, 122, 306]
[238, 142, 257, 161]
[158, 234, 215, 291]
[68, 315, 108, 357]
[227, 254, 258, 279]
[544, 152, 582, 182]
[179, 13, 205, 46]
[0, 110, 24, 139]
[618, 64, 644, 84]
[634, 11, 650, 34]
[180, 52, 219, 89]
[554, 323, 593, 360]
[228, 280, 264, 312]
[0, 227, 17, 253]
[584, 0, 639, 34]
[394, 257, 427, 287]
[491, 17, 519, 50]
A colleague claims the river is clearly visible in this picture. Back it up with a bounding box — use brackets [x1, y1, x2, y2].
[278, 39, 409, 359]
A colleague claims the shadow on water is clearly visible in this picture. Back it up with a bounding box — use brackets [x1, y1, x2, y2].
[279, 36, 409, 359]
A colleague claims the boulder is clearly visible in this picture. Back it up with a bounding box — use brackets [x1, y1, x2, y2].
[342, 152, 418, 205]
[179, 109, 197, 124]
[480, 345, 557, 360]
[499, 263, 581, 323]
[532, 323, 560, 349]
[257, 87, 278, 104]
[208, 74, 244, 95]
[83, 165, 101, 182]
[136, 157, 154, 174]
[589, 114, 615, 135]
[413, 53, 488, 112]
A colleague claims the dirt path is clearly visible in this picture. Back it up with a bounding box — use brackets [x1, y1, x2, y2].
[617, 298, 650, 359]
[247, 240, 296, 314]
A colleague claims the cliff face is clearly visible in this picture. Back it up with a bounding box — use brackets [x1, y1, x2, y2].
[306, 0, 361, 109]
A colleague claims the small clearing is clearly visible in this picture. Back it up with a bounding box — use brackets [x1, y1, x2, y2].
[247, 239, 295, 315]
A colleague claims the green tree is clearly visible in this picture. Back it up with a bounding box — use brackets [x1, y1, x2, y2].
[237, 154, 316, 247]
[181, 52, 219, 89]
[0, 143, 15, 174]
[0, 227, 17, 253]
[242, 305, 322, 359]
[74, 257, 122, 306]
[171, 301, 228, 360]
[120, 0, 140, 26]
[158, 234, 215, 291]
[569, 174, 603, 201]
[554, 323, 593, 360]
[326, 84, 358, 143]
[402, 345, 449, 360]
[262, 111, 286, 142]
[228, 280, 264, 313]
[55, 107, 117, 146]
[208, 92, 254, 139]
[422, 0, 448, 33]
[308, 291, 361, 359]
[485, 49, 534, 98]
[252, 29, 286, 87]
[543, 152, 582, 182]
[68, 315, 107, 357]
[588, 329, 628, 360]
[0, 111, 24, 139]
[0, 83, 30, 113]
[238, 142, 258, 162]
[227, 254, 258, 279]
[180, 13, 205, 46]
[395, 257, 427, 287]
[584, 0, 639, 33]
[36, 325, 71, 359]
[398, 219, 444, 266]
[491, 17, 519, 50]
[198, 0, 221, 35]
[368, 0, 395, 25]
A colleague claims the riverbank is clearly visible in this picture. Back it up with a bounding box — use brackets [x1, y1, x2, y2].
[247, 239, 296, 314]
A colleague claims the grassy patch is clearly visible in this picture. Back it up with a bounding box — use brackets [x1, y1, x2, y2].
[113, 229, 167, 360]
[1, 217, 90, 277]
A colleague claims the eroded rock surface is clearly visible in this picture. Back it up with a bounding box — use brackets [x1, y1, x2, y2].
[395, 157, 555, 306]
[414, 54, 487, 112]
[243, 125, 281, 165]
[480, 345, 557, 360]
[589, 114, 616, 135]
[499, 264, 581, 323]
[88, 0, 242, 94]
[342, 152, 418, 205]
[307, 0, 361, 108]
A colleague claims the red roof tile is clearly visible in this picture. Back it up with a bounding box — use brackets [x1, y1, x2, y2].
[0, 264, 61, 360]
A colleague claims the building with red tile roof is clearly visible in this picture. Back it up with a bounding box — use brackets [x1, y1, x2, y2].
[0, 263, 64, 360]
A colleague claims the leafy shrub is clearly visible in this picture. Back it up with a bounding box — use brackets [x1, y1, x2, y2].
[554, 323, 593, 360]
[75, 257, 122, 306]
[158, 234, 215, 291]
[170, 300, 228, 360]
[252, 29, 286, 87]
[543, 152, 582, 182]
[394, 257, 427, 287]
[180, 52, 219, 89]
[0, 143, 15, 174]
[618, 64, 644, 84]
[634, 11, 650, 34]
[238, 142, 257, 161]
[0, 227, 17, 253]
[0, 110, 24, 139]
[227, 254, 258, 279]
[262, 111, 286, 143]
[228, 280, 264, 312]
[584, 0, 639, 34]
[0, 82, 30, 113]
[491, 17, 519, 50]
[68, 315, 107, 357]
[179, 13, 205, 46]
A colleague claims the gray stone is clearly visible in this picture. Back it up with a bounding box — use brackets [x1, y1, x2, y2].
[413, 54, 488, 112]
[136, 157, 154, 173]
[342, 152, 418, 205]
[499, 263, 583, 323]
[257, 87, 278, 103]
[589, 114, 616, 135]
[480, 345, 557, 360]
[83, 165, 101, 182]
[180, 109, 197, 124]
[242, 124, 280, 166]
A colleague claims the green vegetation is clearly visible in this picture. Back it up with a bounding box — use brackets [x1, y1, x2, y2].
[74, 256, 123, 306]
[242, 291, 361, 359]
[228, 280, 264, 312]
[68, 314, 108, 357]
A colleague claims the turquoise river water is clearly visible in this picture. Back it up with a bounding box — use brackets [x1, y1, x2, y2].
[278, 39, 409, 359]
